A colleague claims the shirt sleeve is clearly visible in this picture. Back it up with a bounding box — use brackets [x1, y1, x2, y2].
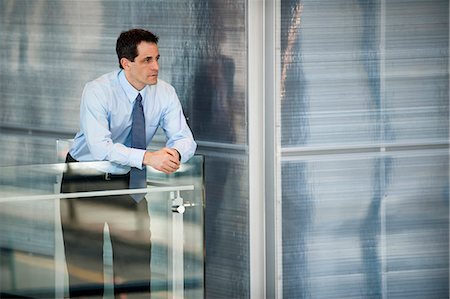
[160, 88, 197, 163]
[80, 83, 146, 169]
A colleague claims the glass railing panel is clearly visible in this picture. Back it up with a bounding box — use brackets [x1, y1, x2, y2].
[0, 163, 63, 298]
[146, 155, 205, 299]
[0, 157, 204, 299]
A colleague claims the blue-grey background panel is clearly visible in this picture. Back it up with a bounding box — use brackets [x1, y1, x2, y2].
[282, 150, 449, 299]
[203, 152, 249, 299]
[280, 0, 448, 149]
[0, 133, 58, 166]
[385, 0, 449, 145]
[0, 0, 249, 298]
[0, 0, 247, 145]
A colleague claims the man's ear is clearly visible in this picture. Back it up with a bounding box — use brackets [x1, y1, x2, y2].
[120, 57, 130, 69]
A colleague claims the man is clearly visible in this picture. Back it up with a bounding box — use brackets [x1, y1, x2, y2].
[60, 28, 196, 298]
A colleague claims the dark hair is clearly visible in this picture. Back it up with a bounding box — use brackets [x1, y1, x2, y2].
[116, 29, 159, 69]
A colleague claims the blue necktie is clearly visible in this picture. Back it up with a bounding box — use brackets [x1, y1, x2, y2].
[129, 93, 146, 202]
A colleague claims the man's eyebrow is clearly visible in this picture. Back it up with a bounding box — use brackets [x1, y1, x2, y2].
[143, 54, 160, 60]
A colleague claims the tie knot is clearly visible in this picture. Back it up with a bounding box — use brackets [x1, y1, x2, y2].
[136, 93, 142, 104]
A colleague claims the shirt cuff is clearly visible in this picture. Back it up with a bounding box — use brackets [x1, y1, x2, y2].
[173, 149, 181, 161]
[129, 148, 146, 169]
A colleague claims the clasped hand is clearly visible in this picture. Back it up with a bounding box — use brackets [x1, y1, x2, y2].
[143, 147, 180, 174]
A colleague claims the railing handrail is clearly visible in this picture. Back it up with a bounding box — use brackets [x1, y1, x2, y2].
[0, 184, 194, 203]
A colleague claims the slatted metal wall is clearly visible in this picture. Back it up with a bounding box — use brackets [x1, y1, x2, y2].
[0, 1, 248, 298]
[1, 0, 449, 298]
[280, 0, 449, 298]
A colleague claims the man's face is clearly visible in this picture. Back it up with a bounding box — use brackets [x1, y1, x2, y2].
[123, 41, 159, 90]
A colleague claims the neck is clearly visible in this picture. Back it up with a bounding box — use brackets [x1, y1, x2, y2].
[124, 71, 145, 91]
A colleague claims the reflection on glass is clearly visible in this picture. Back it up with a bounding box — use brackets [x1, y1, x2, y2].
[0, 0, 246, 298]
[280, 0, 448, 298]
[60, 160, 151, 298]
[168, 1, 249, 298]
[58, 143, 153, 298]
[282, 151, 448, 298]
[0, 157, 204, 299]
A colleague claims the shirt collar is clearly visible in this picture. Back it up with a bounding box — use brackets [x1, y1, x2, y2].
[118, 69, 148, 103]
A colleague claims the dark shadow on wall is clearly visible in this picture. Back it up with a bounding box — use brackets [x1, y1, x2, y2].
[170, 1, 247, 298]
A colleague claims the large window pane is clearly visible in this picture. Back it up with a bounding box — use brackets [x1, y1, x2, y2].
[282, 151, 448, 298]
[279, 1, 449, 298]
[385, 0, 449, 144]
[0, 0, 248, 297]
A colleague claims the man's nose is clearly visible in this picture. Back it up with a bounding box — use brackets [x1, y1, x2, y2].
[151, 61, 159, 71]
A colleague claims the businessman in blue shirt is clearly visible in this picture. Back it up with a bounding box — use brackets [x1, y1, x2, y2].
[61, 28, 196, 298]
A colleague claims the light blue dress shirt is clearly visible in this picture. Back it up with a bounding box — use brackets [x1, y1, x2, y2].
[69, 69, 197, 174]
